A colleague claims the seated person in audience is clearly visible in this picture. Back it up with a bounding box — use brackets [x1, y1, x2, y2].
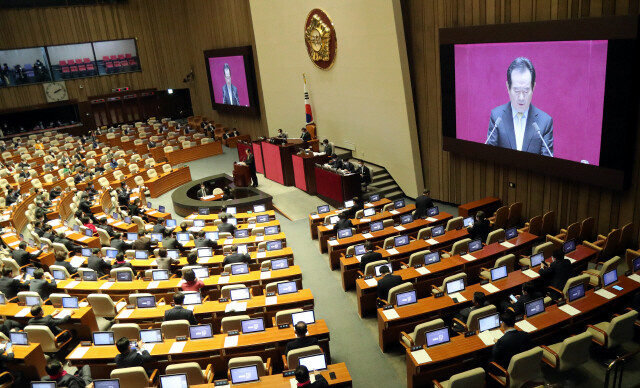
[74, 169, 86, 184]
[491, 310, 532, 368]
[218, 216, 236, 234]
[376, 265, 402, 301]
[33, 221, 45, 237]
[94, 164, 105, 174]
[54, 250, 77, 275]
[41, 358, 93, 388]
[85, 182, 98, 197]
[341, 160, 356, 173]
[0, 340, 22, 388]
[197, 183, 209, 198]
[181, 269, 204, 292]
[132, 230, 153, 253]
[116, 188, 130, 208]
[115, 336, 153, 371]
[334, 212, 353, 231]
[28, 305, 72, 341]
[43, 160, 55, 170]
[452, 292, 487, 332]
[128, 198, 146, 221]
[35, 190, 52, 207]
[156, 248, 179, 270]
[222, 245, 251, 267]
[96, 217, 115, 237]
[328, 154, 343, 170]
[186, 251, 198, 266]
[359, 241, 383, 272]
[322, 139, 332, 155]
[295, 365, 328, 388]
[109, 158, 118, 169]
[222, 128, 232, 140]
[161, 229, 184, 251]
[147, 139, 157, 148]
[218, 206, 232, 220]
[500, 281, 543, 315]
[194, 230, 218, 249]
[153, 218, 167, 234]
[0, 318, 23, 338]
[18, 168, 29, 180]
[87, 248, 111, 278]
[164, 292, 197, 325]
[230, 128, 240, 137]
[539, 249, 573, 300]
[55, 231, 81, 252]
[285, 322, 319, 355]
[342, 196, 363, 219]
[34, 201, 52, 221]
[83, 217, 97, 234]
[112, 253, 133, 270]
[110, 233, 132, 253]
[12, 241, 39, 267]
[49, 185, 63, 200]
[42, 224, 56, 242]
[0, 268, 22, 299]
[179, 221, 189, 231]
[467, 210, 491, 243]
[300, 127, 312, 141]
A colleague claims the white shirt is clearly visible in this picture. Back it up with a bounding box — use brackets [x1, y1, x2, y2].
[227, 86, 233, 104]
[511, 104, 528, 151]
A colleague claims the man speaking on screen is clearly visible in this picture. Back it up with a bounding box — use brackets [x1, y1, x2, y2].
[486, 57, 554, 157]
[222, 63, 240, 106]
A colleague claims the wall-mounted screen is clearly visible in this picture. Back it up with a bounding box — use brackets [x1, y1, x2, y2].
[0, 46, 50, 86]
[47, 43, 97, 80]
[204, 46, 259, 115]
[440, 16, 639, 189]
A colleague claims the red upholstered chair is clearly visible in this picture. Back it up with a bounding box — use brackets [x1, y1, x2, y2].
[110, 55, 117, 61]
[83, 57, 91, 63]
[125, 53, 132, 58]
[61, 67, 70, 78]
[75, 59, 82, 64]
[118, 54, 125, 60]
[59, 60, 66, 66]
[86, 63, 95, 74]
[105, 62, 114, 73]
[69, 65, 78, 76]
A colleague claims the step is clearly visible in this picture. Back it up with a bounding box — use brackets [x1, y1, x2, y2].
[372, 178, 395, 187]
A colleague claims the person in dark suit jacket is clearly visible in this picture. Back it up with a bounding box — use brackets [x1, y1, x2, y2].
[110, 233, 132, 253]
[97, 217, 115, 237]
[164, 292, 197, 325]
[412, 189, 434, 219]
[491, 310, 532, 368]
[486, 57, 553, 157]
[55, 232, 80, 252]
[218, 216, 236, 235]
[284, 322, 319, 355]
[300, 127, 312, 141]
[87, 249, 111, 277]
[42, 358, 93, 388]
[78, 195, 93, 214]
[132, 231, 153, 253]
[376, 265, 402, 300]
[294, 365, 328, 388]
[245, 148, 258, 187]
[115, 336, 153, 371]
[539, 249, 573, 300]
[322, 139, 332, 156]
[33, 221, 45, 237]
[196, 183, 209, 198]
[0, 268, 22, 299]
[42, 224, 56, 242]
[155, 249, 179, 270]
[357, 160, 371, 190]
[29, 269, 57, 303]
[500, 281, 543, 316]
[222, 63, 240, 105]
[28, 306, 72, 337]
[161, 230, 184, 251]
[222, 246, 251, 267]
[467, 210, 491, 243]
[152, 218, 167, 234]
[11, 242, 38, 267]
[359, 241, 383, 272]
[112, 253, 133, 270]
[328, 154, 343, 170]
[194, 231, 218, 249]
[335, 212, 353, 232]
[453, 292, 488, 332]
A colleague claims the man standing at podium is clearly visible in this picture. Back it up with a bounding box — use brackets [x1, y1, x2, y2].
[245, 148, 258, 187]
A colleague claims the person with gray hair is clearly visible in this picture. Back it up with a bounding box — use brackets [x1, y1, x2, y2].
[222, 63, 240, 105]
[486, 57, 554, 156]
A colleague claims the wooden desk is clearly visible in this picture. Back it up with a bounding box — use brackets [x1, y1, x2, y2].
[1, 231, 56, 267]
[173, 232, 287, 250]
[314, 167, 361, 209]
[186, 210, 276, 223]
[47, 219, 101, 248]
[378, 244, 596, 352]
[292, 152, 330, 195]
[146, 166, 192, 198]
[165, 141, 223, 165]
[224, 134, 251, 148]
[1, 304, 99, 340]
[405, 275, 640, 387]
[7, 343, 47, 380]
[308, 198, 392, 240]
[233, 163, 251, 187]
[67, 320, 331, 379]
[458, 197, 501, 218]
[261, 140, 310, 186]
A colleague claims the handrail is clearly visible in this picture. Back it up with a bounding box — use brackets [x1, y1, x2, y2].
[603, 347, 640, 388]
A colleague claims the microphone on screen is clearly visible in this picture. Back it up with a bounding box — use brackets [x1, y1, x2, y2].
[533, 122, 553, 157]
[485, 116, 502, 144]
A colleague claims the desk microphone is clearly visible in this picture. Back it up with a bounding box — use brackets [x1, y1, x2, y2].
[532, 122, 553, 157]
[484, 117, 502, 144]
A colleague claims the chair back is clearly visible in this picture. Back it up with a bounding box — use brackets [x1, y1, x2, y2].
[112, 323, 141, 340]
[132, 216, 146, 233]
[110, 267, 135, 279]
[53, 242, 69, 255]
[562, 274, 591, 299]
[541, 211, 556, 236]
[96, 228, 111, 246]
[24, 325, 58, 352]
[466, 304, 497, 332]
[486, 229, 505, 245]
[533, 241, 554, 259]
[564, 222, 581, 242]
[440, 273, 467, 293]
[448, 367, 486, 388]
[617, 222, 633, 253]
[275, 308, 303, 326]
[17, 291, 41, 304]
[607, 309, 639, 348]
[492, 254, 515, 273]
[110, 367, 150, 388]
[382, 237, 395, 249]
[286, 345, 323, 369]
[382, 219, 394, 228]
[416, 227, 433, 240]
[388, 282, 413, 305]
[408, 250, 431, 267]
[507, 347, 543, 388]
[128, 293, 153, 305]
[446, 216, 463, 232]
[48, 293, 70, 306]
[450, 238, 471, 256]
[147, 169, 158, 179]
[599, 256, 621, 279]
[506, 202, 522, 228]
[163, 164, 172, 173]
[49, 265, 71, 279]
[411, 318, 444, 347]
[556, 331, 592, 371]
[221, 284, 246, 298]
[363, 260, 388, 277]
[161, 319, 190, 339]
[492, 206, 509, 229]
[526, 215, 543, 236]
[166, 362, 207, 385]
[228, 356, 267, 377]
[87, 293, 116, 318]
[601, 229, 622, 259]
[578, 217, 595, 242]
[221, 315, 251, 333]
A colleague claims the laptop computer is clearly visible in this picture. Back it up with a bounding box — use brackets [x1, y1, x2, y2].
[240, 318, 265, 334]
[229, 288, 251, 301]
[85, 229, 93, 237]
[505, 227, 518, 240]
[193, 219, 205, 228]
[159, 373, 188, 388]
[167, 249, 179, 259]
[182, 293, 202, 305]
[191, 267, 209, 279]
[425, 327, 450, 347]
[189, 324, 213, 340]
[140, 329, 163, 343]
[31, 383, 56, 388]
[370, 221, 384, 232]
[253, 204, 266, 213]
[150, 233, 162, 242]
[478, 313, 500, 333]
[204, 231, 219, 241]
[264, 226, 279, 235]
[354, 244, 367, 257]
[424, 252, 441, 265]
[10, 331, 28, 345]
[256, 214, 270, 223]
[197, 248, 212, 258]
[463, 216, 474, 227]
[603, 269, 618, 287]
[277, 281, 297, 295]
[396, 290, 417, 307]
[62, 296, 79, 309]
[82, 270, 98, 281]
[151, 270, 169, 281]
[468, 239, 483, 253]
[338, 228, 353, 239]
[427, 206, 439, 217]
[317, 205, 330, 214]
[374, 263, 393, 277]
[363, 208, 376, 217]
[633, 256, 640, 273]
[400, 214, 414, 225]
[271, 258, 289, 270]
[176, 232, 190, 242]
[298, 353, 327, 371]
[198, 208, 209, 215]
[524, 297, 545, 318]
[394, 235, 409, 247]
[229, 365, 260, 384]
[563, 239, 576, 255]
[291, 310, 316, 325]
[52, 269, 66, 280]
[529, 253, 544, 268]
[431, 225, 445, 237]
[158, 206, 165, 213]
[126, 232, 138, 241]
[234, 229, 249, 238]
[231, 263, 249, 275]
[369, 193, 380, 202]
[445, 278, 465, 294]
[226, 207, 237, 215]
[567, 283, 585, 302]
[93, 379, 120, 388]
[135, 250, 148, 259]
[344, 199, 354, 208]
[116, 271, 132, 282]
[92, 331, 115, 345]
[266, 240, 282, 251]
[82, 247, 92, 257]
[165, 219, 177, 228]
[0, 294, 5, 304]
[25, 296, 40, 306]
[490, 266, 508, 282]
[136, 296, 156, 308]
[394, 199, 405, 209]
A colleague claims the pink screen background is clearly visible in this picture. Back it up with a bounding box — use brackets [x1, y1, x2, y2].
[454, 41, 607, 165]
[209, 55, 250, 107]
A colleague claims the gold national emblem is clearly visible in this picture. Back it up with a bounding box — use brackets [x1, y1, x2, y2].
[304, 9, 337, 70]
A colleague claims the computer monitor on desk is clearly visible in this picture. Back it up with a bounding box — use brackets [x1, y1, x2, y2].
[298, 353, 327, 371]
[425, 327, 450, 348]
[93, 331, 115, 345]
[524, 298, 545, 318]
[463, 217, 474, 227]
[490, 265, 508, 282]
[240, 318, 265, 334]
[563, 239, 576, 255]
[424, 252, 440, 265]
[363, 208, 376, 217]
[603, 269, 618, 287]
[374, 263, 393, 277]
[529, 253, 544, 268]
[369, 193, 380, 202]
[505, 227, 518, 240]
[431, 225, 444, 237]
[189, 324, 213, 340]
[93, 380, 120, 388]
[445, 278, 465, 294]
[478, 313, 500, 333]
[370, 221, 384, 232]
[567, 283, 585, 303]
[291, 310, 315, 325]
[159, 373, 188, 388]
[140, 329, 163, 343]
[396, 290, 417, 307]
[230, 365, 260, 384]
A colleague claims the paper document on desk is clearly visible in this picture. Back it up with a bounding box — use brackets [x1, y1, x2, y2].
[389, 210, 400, 215]
[265, 296, 278, 305]
[260, 271, 271, 279]
[147, 281, 160, 289]
[142, 343, 155, 353]
[197, 257, 210, 264]
[217, 276, 229, 285]
[426, 217, 437, 222]
[411, 349, 432, 364]
[117, 309, 134, 319]
[425, 238, 439, 245]
[481, 283, 500, 294]
[559, 304, 581, 316]
[362, 233, 374, 239]
[628, 274, 640, 283]
[64, 281, 80, 289]
[99, 282, 114, 290]
[78, 236, 90, 242]
[386, 248, 399, 255]
[188, 227, 203, 233]
[186, 305, 195, 311]
[69, 347, 90, 359]
[515, 320, 537, 333]
[256, 252, 266, 259]
[311, 214, 320, 219]
[187, 214, 196, 219]
[169, 342, 186, 354]
[382, 308, 399, 320]
[54, 310, 73, 319]
[360, 218, 371, 223]
[70, 256, 85, 267]
[394, 225, 406, 231]
[478, 329, 504, 346]
[594, 288, 616, 299]
[201, 194, 217, 200]
[254, 236, 264, 242]
[15, 308, 31, 317]
[500, 241, 515, 248]
[564, 256, 576, 264]
[224, 335, 239, 348]
[364, 278, 378, 287]
[462, 254, 477, 262]
[328, 240, 339, 246]
[224, 239, 234, 245]
[325, 225, 334, 230]
[415, 267, 431, 275]
[448, 293, 466, 302]
[522, 269, 540, 278]
[355, 255, 363, 262]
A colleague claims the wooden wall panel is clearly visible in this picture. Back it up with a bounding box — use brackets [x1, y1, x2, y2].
[404, 0, 640, 243]
[0, 0, 267, 140]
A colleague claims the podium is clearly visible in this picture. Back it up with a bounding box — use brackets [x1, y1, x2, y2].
[233, 163, 251, 187]
[261, 138, 320, 186]
[314, 166, 361, 208]
[292, 151, 330, 195]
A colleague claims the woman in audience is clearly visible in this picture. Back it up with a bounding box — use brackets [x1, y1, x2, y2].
[181, 269, 204, 292]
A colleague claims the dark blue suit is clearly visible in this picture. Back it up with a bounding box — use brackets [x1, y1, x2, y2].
[487, 103, 553, 156]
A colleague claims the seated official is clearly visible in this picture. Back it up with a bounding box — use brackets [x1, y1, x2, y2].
[328, 154, 343, 170]
[12, 241, 39, 267]
[42, 224, 56, 241]
[112, 253, 133, 270]
[467, 211, 491, 243]
[539, 249, 573, 300]
[181, 269, 204, 292]
[222, 245, 251, 267]
[186, 251, 198, 266]
[0, 268, 22, 299]
[156, 248, 179, 270]
[161, 229, 185, 251]
[359, 241, 383, 272]
[82, 217, 97, 234]
[28, 306, 72, 341]
[499, 281, 543, 315]
[376, 265, 402, 301]
[42, 358, 93, 388]
[321, 139, 332, 156]
[194, 231, 218, 249]
[115, 337, 153, 371]
[153, 218, 167, 234]
[300, 127, 311, 141]
[334, 212, 353, 231]
[87, 248, 111, 278]
[285, 322, 319, 356]
[164, 292, 198, 325]
[132, 230, 153, 253]
[218, 206, 232, 220]
[55, 232, 81, 252]
[295, 365, 329, 388]
[96, 217, 115, 237]
[342, 196, 363, 219]
[0, 342, 21, 387]
[197, 183, 209, 198]
[276, 128, 288, 140]
[217, 216, 236, 234]
[29, 268, 57, 300]
[49, 186, 63, 200]
[491, 311, 532, 368]
[33, 221, 45, 237]
[452, 292, 487, 332]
